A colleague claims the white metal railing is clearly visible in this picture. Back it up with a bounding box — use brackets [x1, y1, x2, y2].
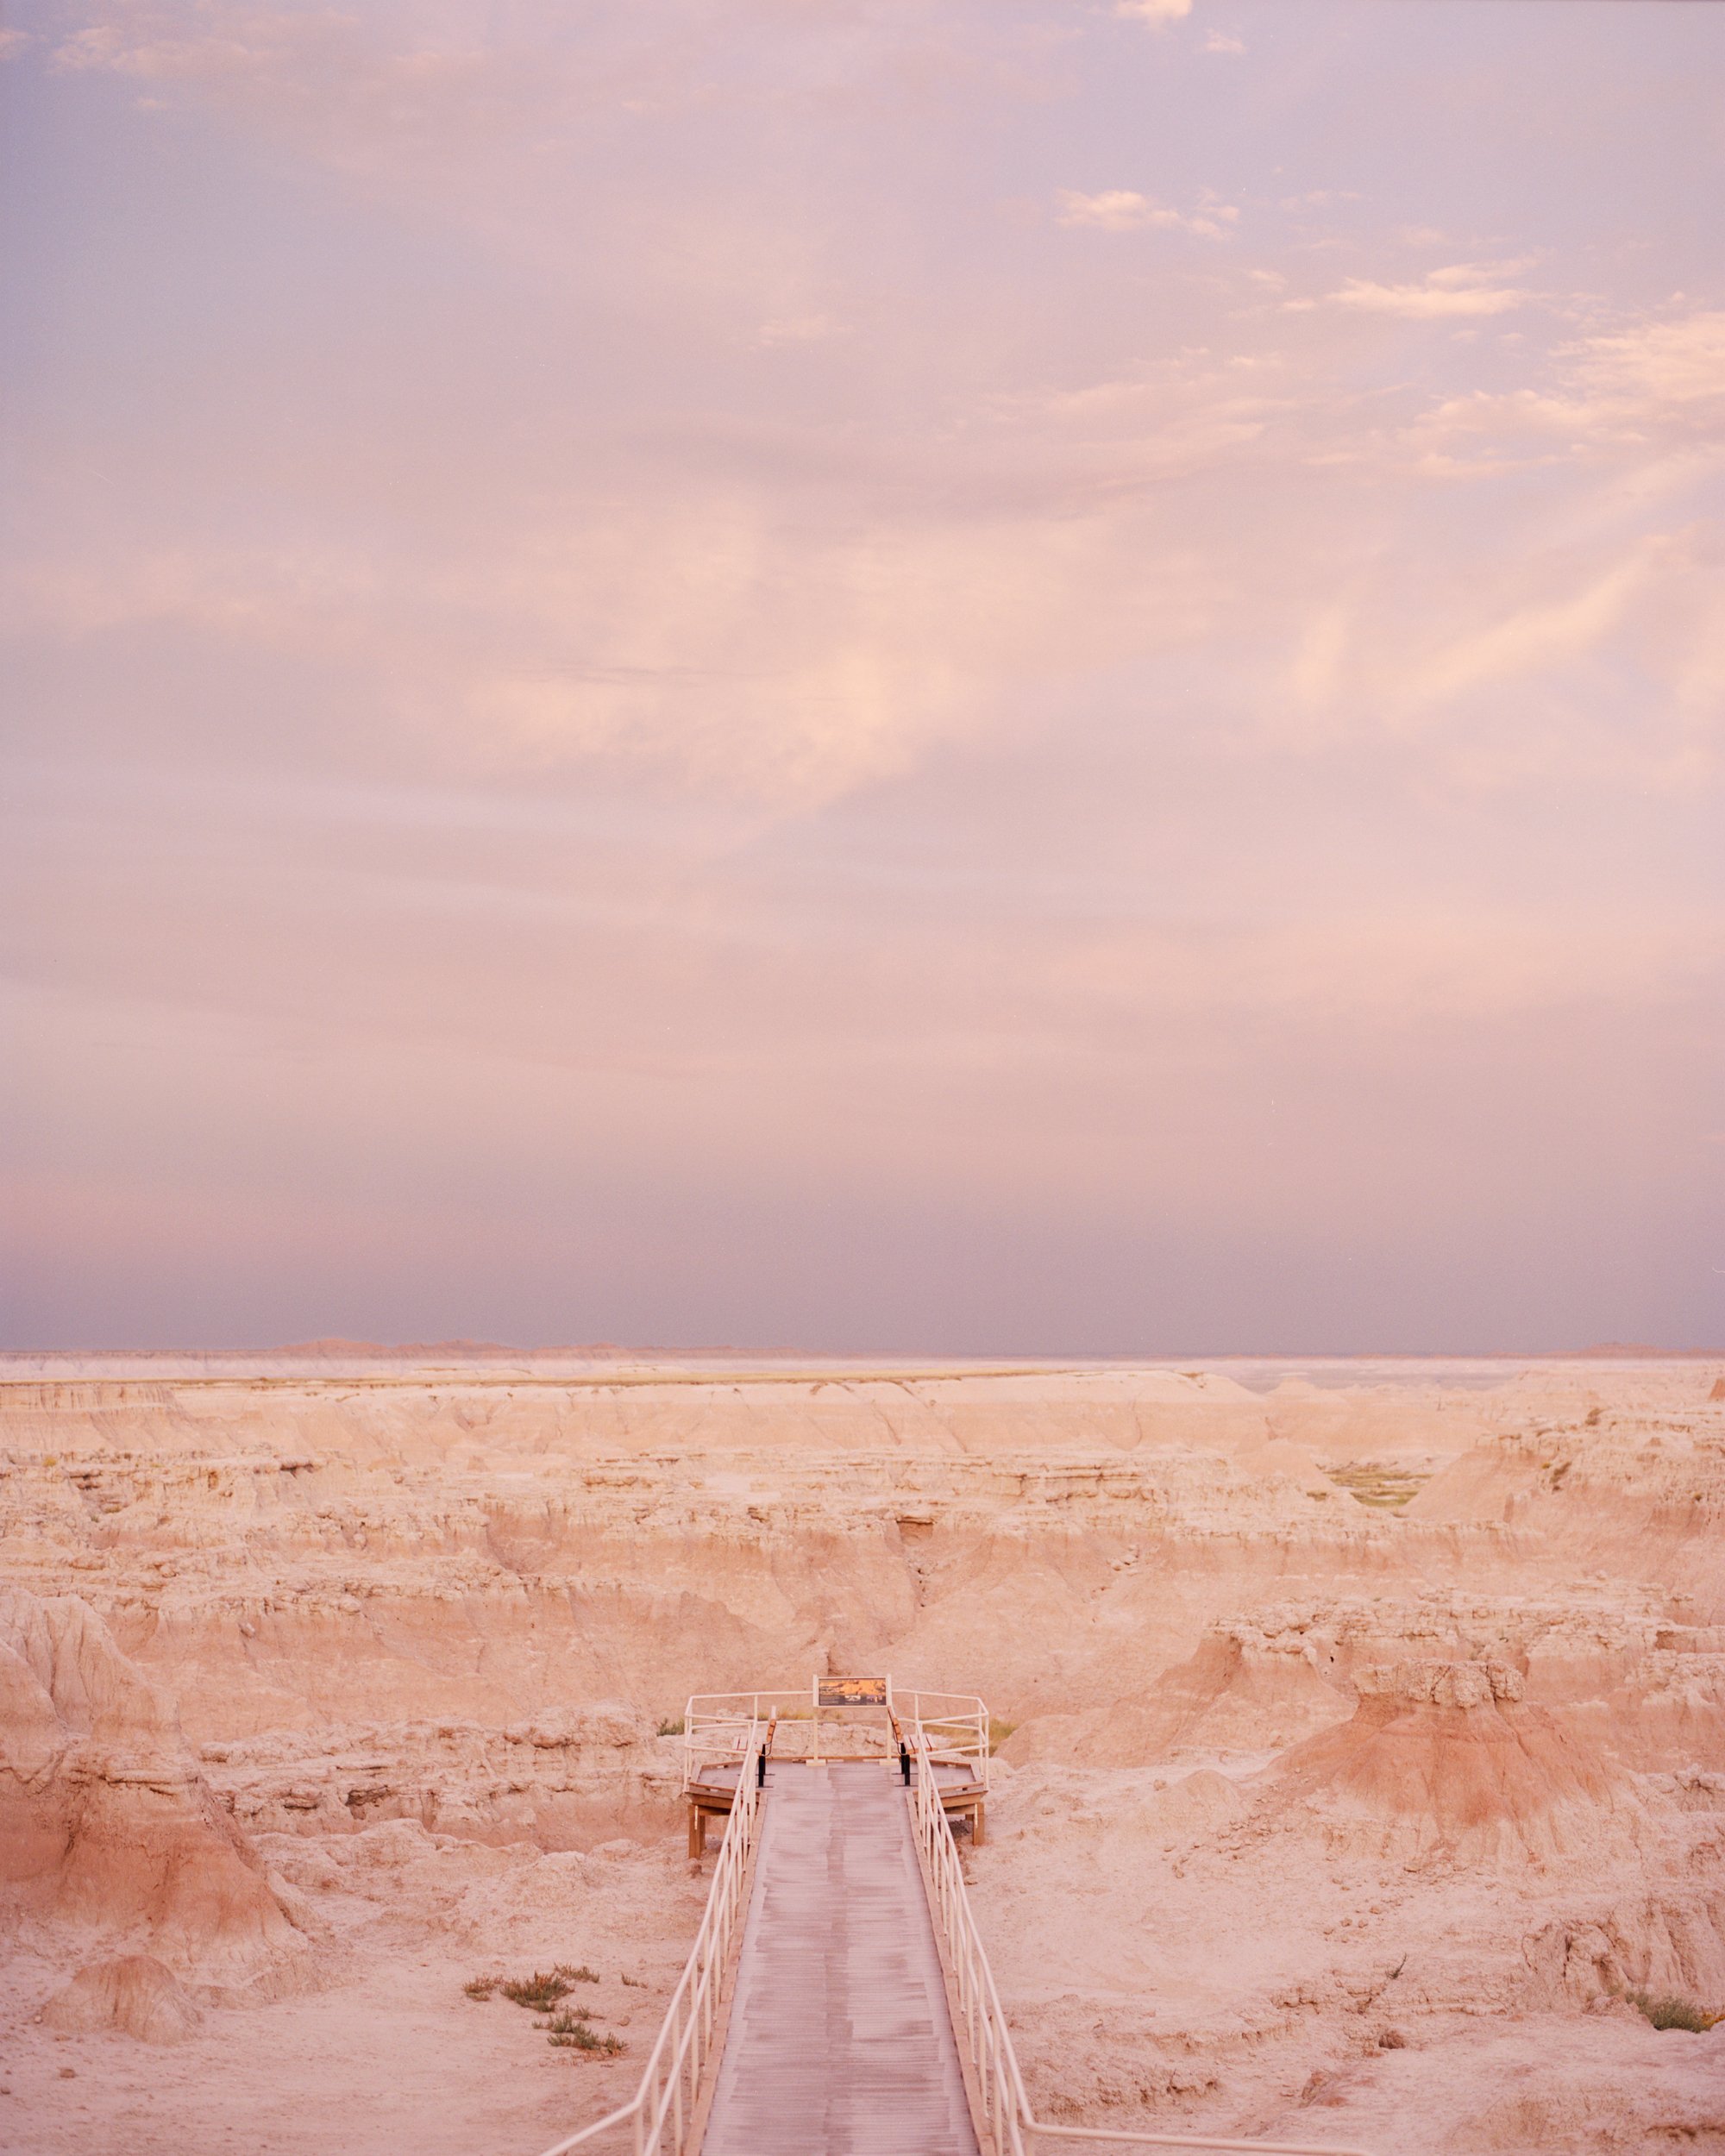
[906, 1727, 1372, 2156]
[681, 1679, 988, 1785]
[534, 1719, 767, 2156]
[682, 1689, 809, 1783]
[894, 1685, 989, 1789]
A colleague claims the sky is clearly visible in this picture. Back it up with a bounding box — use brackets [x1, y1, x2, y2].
[2, 0, 1722, 1355]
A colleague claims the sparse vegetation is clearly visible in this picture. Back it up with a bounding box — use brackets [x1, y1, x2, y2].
[1324, 1463, 1430, 1511]
[656, 1717, 685, 1737]
[988, 1718, 1017, 1753]
[620, 1972, 647, 1989]
[501, 1971, 575, 2010]
[543, 2011, 625, 2053]
[488, 1966, 619, 2046]
[1624, 1990, 1720, 2033]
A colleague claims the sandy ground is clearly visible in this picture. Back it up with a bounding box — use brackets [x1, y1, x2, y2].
[0, 1828, 700, 2156]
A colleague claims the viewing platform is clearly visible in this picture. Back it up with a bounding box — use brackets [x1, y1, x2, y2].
[681, 1677, 989, 1854]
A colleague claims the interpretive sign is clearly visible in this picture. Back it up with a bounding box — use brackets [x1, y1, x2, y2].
[817, 1676, 889, 1707]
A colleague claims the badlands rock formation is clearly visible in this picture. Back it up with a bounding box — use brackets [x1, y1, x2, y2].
[1, 1352, 1722, 2153]
[0, 1584, 295, 1973]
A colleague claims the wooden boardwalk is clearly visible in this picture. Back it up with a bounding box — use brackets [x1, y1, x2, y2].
[699, 1762, 980, 2156]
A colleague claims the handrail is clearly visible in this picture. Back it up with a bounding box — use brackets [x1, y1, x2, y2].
[683, 1683, 989, 1786]
[895, 1687, 989, 1789]
[535, 1719, 767, 2156]
[682, 1691, 808, 1783]
[906, 1727, 1372, 2156]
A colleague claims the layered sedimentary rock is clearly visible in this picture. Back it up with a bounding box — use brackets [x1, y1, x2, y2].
[0, 1586, 295, 1976]
[1267, 1658, 1630, 1863]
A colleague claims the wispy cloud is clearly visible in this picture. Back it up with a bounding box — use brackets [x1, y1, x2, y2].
[1116, 0, 1193, 22]
[1404, 546, 1661, 706]
[1325, 262, 1533, 318]
[1413, 308, 1725, 459]
[1057, 189, 1238, 238]
[1578, 308, 1725, 415]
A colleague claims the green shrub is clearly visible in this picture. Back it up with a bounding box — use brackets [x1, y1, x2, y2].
[1625, 1990, 1717, 2033]
[463, 1976, 497, 2001]
[501, 1971, 573, 2010]
[657, 1717, 685, 1737]
[543, 2011, 625, 2053]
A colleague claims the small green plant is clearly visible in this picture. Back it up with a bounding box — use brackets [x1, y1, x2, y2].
[463, 1976, 498, 2001]
[555, 1963, 600, 1984]
[657, 1717, 685, 1737]
[502, 1971, 574, 2010]
[988, 1719, 1018, 1754]
[1625, 1990, 1719, 2033]
[543, 2011, 625, 2053]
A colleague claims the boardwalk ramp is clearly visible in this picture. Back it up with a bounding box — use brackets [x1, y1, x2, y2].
[530, 1677, 1372, 2156]
[701, 1762, 975, 2155]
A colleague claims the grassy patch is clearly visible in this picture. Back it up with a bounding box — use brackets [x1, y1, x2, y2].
[463, 1976, 498, 2001]
[656, 1717, 685, 1737]
[1625, 1990, 1720, 2033]
[543, 2011, 625, 2054]
[501, 1971, 574, 2010]
[988, 1719, 1018, 1753]
[1324, 1462, 1430, 1511]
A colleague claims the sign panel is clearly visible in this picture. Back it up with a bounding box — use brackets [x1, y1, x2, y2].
[818, 1676, 889, 1707]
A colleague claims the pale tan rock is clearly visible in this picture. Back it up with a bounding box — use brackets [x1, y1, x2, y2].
[1001, 1620, 1355, 1766]
[0, 1587, 296, 1973]
[40, 1954, 203, 2043]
